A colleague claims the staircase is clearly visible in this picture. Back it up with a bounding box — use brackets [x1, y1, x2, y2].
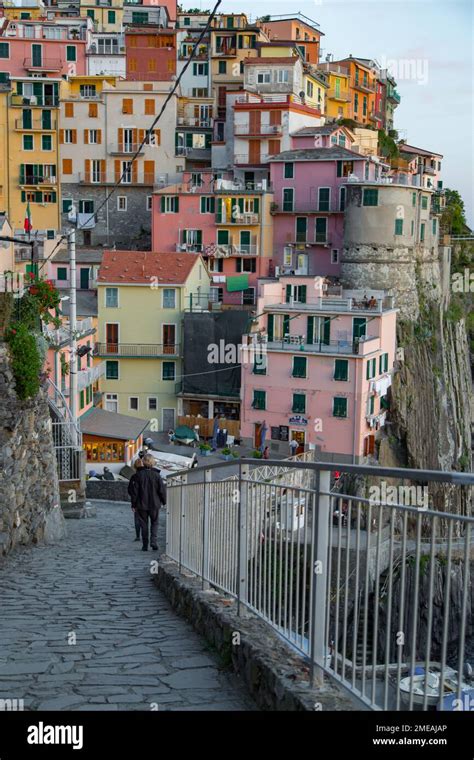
[47, 379, 84, 482]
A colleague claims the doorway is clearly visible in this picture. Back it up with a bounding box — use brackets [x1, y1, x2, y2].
[80, 267, 90, 289]
[162, 408, 175, 432]
[106, 323, 118, 353]
[162, 324, 176, 354]
[254, 422, 263, 449]
[290, 430, 305, 454]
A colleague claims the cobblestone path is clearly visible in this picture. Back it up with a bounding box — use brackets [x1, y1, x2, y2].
[0, 502, 256, 711]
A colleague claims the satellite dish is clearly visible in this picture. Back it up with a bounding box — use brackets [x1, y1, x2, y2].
[299, 91, 305, 99]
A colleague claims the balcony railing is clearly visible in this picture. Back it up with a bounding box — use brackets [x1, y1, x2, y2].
[234, 122, 282, 136]
[95, 342, 180, 357]
[234, 153, 270, 165]
[215, 212, 259, 225]
[23, 57, 63, 71]
[175, 243, 203, 253]
[108, 143, 144, 155]
[15, 118, 57, 130]
[165, 459, 474, 711]
[387, 88, 401, 103]
[20, 173, 57, 186]
[264, 335, 379, 355]
[177, 117, 212, 128]
[327, 87, 351, 101]
[205, 243, 259, 257]
[213, 46, 237, 56]
[351, 77, 375, 93]
[10, 94, 59, 107]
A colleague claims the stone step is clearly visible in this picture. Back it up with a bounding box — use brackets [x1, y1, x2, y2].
[61, 501, 97, 519]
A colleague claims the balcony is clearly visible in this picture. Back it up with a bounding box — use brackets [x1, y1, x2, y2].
[75, 361, 106, 393]
[95, 342, 180, 357]
[108, 143, 144, 156]
[215, 212, 259, 225]
[177, 117, 212, 128]
[234, 122, 282, 136]
[10, 94, 59, 108]
[23, 57, 63, 72]
[327, 87, 351, 102]
[206, 243, 259, 256]
[175, 243, 203, 253]
[20, 173, 57, 187]
[387, 88, 401, 104]
[266, 294, 393, 314]
[351, 77, 375, 93]
[43, 317, 95, 346]
[263, 334, 380, 356]
[234, 153, 270, 165]
[213, 46, 237, 57]
[15, 117, 57, 130]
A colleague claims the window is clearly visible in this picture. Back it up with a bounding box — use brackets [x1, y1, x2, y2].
[412, 192, 416, 207]
[286, 284, 306, 304]
[129, 397, 139, 411]
[339, 186, 346, 211]
[162, 289, 176, 309]
[292, 393, 306, 413]
[354, 93, 358, 113]
[146, 196, 152, 211]
[318, 188, 330, 211]
[105, 288, 118, 308]
[379, 353, 389, 373]
[87, 9, 95, 20]
[117, 196, 127, 211]
[296, 217, 307, 242]
[66, 46, 76, 62]
[257, 71, 271, 84]
[41, 135, 52, 151]
[364, 162, 369, 180]
[394, 218, 403, 235]
[292, 356, 307, 378]
[363, 188, 378, 206]
[106, 360, 119, 380]
[108, 10, 116, 23]
[242, 287, 255, 306]
[57, 267, 68, 281]
[366, 357, 376, 380]
[306, 80, 314, 97]
[334, 359, 348, 381]
[162, 362, 175, 381]
[62, 199, 72, 214]
[191, 88, 208, 97]
[411, 220, 415, 236]
[315, 218, 327, 243]
[236, 258, 256, 273]
[331, 249, 339, 264]
[218, 61, 227, 74]
[63, 129, 73, 144]
[283, 188, 294, 212]
[252, 390, 266, 410]
[432, 218, 437, 235]
[276, 69, 289, 84]
[79, 199, 94, 214]
[148, 398, 157, 411]
[421, 196, 428, 210]
[89, 102, 98, 118]
[333, 397, 348, 418]
[284, 162, 294, 179]
[193, 62, 208, 76]
[0, 42, 9, 59]
[200, 196, 215, 214]
[23, 135, 34, 151]
[420, 223, 425, 242]
[160, 196, 179, 213]
[122, 98, 133, 115]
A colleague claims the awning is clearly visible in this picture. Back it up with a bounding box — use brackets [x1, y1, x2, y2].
[226, 274, 249, 292]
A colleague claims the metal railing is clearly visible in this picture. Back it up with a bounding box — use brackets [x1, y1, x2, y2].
[215, 212, 259, 225]
[23, 57, 63, 70]
[165, 459, 474, 711]
[234, 123, 283, 136]
[15, 118, 57, 130]
[94, 342, 180, 357]
[235, 153, 270, 164]
[47, 378, 83, 482]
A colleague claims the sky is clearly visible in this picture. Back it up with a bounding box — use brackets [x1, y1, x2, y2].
[204, 0, 474, 227]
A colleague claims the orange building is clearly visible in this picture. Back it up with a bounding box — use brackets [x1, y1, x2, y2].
[125, 28, 176, 82]
[257, 13, 323, 64]
[329, 56, 377, 126]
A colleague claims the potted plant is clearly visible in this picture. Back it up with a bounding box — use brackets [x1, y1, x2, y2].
[252, 449, 263, 459]
[199, 442, 212, 456]
[231, 450, 239, 459]
[221, 447, 233, 461]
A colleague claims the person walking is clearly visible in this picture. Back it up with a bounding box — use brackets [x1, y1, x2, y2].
[128, 454, 166, 552]
[289, 438, 299, 456]
[129, 459, 144, 542]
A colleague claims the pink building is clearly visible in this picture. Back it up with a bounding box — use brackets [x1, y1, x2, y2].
[0, 19, 87, 78]
[269, 130, 381, 276]
[48, 249, 103, 292]
[152, 171, 274, 308]
[240, 276, 397, 463]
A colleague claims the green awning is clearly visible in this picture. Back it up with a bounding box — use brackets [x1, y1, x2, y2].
[226, 274, 249, 292]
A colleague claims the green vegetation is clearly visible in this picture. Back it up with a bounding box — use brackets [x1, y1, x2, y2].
[441, 189, 471, 236]
[378, 129, 399, 159]
[5, 322, 42, 400]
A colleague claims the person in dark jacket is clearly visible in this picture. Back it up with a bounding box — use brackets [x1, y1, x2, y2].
[129, 459, 144, 541]
[128, 453, 166, 551]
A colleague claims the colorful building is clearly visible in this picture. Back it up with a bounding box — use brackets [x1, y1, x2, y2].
[316, 63, 351, 121]
[152, 170, 274, 307]
[125, 27, 176, 82]
[0, 18, 87, 78]
[96, 250, 211, 428]
[79, 0, 124, 33]
[257, 13, 323, 64]
[268, 137, 382, 276]
[240, 277, 397, 462]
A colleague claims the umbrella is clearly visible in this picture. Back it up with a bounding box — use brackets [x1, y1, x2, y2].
[259, 421, 268, 453]
[211, 416, 219, 450]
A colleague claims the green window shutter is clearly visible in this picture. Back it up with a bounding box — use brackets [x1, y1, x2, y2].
[395, 219, 403, 235]
[299, 285, 306, 303]
[292, 394, 306, 413]
[217, 229, 228, 245]
[51, 191, 56, 203]
[236, 258, 242, 272]
[238, 198, 244, 214]
[57, 267, 67, 280]
[196, 230, 202, 245]
[80, 390, 84, 410]
[379, 354, 383, 374]
[334, 359, 348, 381]
[200, 197, 205, 213]
[293, 356, 306, 378]
[21, 191, 26, 202]
[108, 10, 115, 23]
[210, 197, 215, 213]
[285, 284, 292, 303]
[369, 395, 375, 415]
[267, 314, 274, 341]
[35, 191, 42, 202]
[33, 82, 43, 101]
[283, 314, 290, 336]
[307, 316, 314, 344]
[412, 192, 416, 207]
[333, 397, 347, 418]
[420, 223, 425, 241]
[66, 46, 76, 62]
[42, 110, 51, 129]
[366, 360, 371, 380]
[185, 133, 193, 147]
[363, 188, 378, 206]
[315, 217, 327, 242]
[336, 161, 342, 178]
[253, 197, 259, 213]
[17, 82, 23, 95]
[160, 197, 165, 212]
[323, 317, 330, 345]
[23, 109, 32, 129]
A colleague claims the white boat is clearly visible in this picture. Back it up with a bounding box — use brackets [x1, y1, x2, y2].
[399, 666, 471, 707]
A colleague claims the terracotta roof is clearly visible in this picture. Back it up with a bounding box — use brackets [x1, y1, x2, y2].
[244, 57, 298, 65]
[98, 250, 199, 285]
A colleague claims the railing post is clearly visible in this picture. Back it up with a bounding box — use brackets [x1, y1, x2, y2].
[310, 468, 331, 687]
[202, 468, 211, 590]
[178, 473, 187, 573]
[237, 463, 249, 615]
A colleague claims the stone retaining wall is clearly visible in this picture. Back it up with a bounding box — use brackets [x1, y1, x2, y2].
[155, 558, 360, 711]
[86, 479, 131, 502]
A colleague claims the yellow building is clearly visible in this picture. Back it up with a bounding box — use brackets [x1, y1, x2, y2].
[96, 250, 211, 428]
[79, 0, 124, 33]
[1, 77, 61, 234]
[317, 65, 351, 120]
[1, 2, 45, 21]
